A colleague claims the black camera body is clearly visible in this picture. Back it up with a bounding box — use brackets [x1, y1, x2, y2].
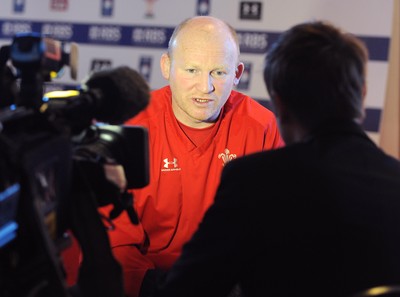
[0, 107, 74, 296]
[0, 32, 150, 297]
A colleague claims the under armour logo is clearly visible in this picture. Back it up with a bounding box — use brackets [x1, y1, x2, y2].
[163, 158, 178, 169]
[218, 148, 237, 166]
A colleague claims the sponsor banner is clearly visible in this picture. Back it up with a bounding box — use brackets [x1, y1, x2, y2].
[0, 19, 173, 48]
[0, 19, 389, 60]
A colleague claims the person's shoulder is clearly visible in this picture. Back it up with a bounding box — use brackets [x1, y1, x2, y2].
[126, 85, 171, 124]
[219, 146, 295, 189]
[228, 90, 275, 117]
[225, 90, 278, 131]
[148, 85, 172, 108]
[151, 85, 171, 97]
[228, 142, 310, 172]
[226, 144, 283, 170]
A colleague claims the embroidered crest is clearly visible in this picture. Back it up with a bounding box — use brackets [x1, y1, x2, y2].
[218, 148, 237, 166]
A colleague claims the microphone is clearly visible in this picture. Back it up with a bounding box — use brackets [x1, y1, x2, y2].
[82, 66, 150, 124]
[42, 66, 150, 133]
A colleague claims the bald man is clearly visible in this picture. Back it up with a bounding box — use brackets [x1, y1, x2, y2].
[100, 16, 283, 297]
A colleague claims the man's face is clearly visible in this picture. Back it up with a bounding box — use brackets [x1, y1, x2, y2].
[161, 28, 243, 128]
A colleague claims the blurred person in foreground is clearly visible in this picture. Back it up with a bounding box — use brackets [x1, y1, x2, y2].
[99, 15, 283, 297]
[151, 20, 400, 297]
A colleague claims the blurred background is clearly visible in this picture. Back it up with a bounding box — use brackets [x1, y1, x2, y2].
[0, 0, 398, 156]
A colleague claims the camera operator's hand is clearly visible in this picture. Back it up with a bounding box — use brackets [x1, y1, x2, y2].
[102, 162, 140, 225]
[103, 163, 127, 192]
[72, 157, 138, 223]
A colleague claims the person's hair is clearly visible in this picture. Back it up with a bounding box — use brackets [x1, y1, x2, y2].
[167, 16, 240, 58]
[264, 20, 368, 130]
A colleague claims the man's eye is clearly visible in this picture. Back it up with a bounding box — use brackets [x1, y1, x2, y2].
[186, 69, 196, 74]
[213, 70, 226, 77]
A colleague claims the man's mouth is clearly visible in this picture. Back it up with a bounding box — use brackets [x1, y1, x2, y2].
[194, 98, 211, 103]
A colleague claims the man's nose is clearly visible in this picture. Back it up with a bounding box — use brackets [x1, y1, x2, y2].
[197, 74, 215, 93]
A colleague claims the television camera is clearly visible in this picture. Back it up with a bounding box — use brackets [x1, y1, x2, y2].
[0, 32, 150, 297]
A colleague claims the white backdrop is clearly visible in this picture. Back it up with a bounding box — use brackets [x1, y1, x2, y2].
[0, 0, 394, 142]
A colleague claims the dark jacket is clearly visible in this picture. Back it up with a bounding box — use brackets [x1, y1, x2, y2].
[155, 121, 400, 297]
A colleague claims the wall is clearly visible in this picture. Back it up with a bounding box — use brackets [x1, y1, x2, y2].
[0, 0, 394, 142]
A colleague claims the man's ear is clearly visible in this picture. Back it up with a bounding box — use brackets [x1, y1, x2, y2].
[160, 53, 171, 80]
[233, 62, 245, 86]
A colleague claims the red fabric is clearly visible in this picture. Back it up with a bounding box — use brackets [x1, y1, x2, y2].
[60, 232, 81, 286]
[177, 120, 215, 147]
[112, 245, 154, 296]
[99, 86, 284, 296]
